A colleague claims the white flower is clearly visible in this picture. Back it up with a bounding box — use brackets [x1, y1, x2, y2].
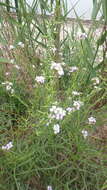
[47, 186, 53, 190]
[82, 130, 88, 139]
[49, 106, 66, 120]
[2, 82, 6, 85]
[2, 81, 13, 86]
[94, 86, 101, 90]
[58, 68, 64, 76]
[6, 85, 12, 91]
[11, 89, 14, 94]
[91, 77, 100, 85]
[14, 65, 20, 70]
[35, 76, 45, 84]
[2, 81, 14, 93]
[50, 105, 57, 112]
[53, 124, 60, 134]
[51, 47, 57, 53]
[2, 141, 13, 150]
[72, 91, 82, 96]
[51, 62, 64, 76]
[5, 72, 10, 76]
[17, 42, 24, 48]
[73, 101, 84, 110]
[10, 59, 14, 64]
[9, 45, 15, 50]
[32, 65, 36, 68]
[66, 107, 76, 114]
[8, 82, 12, 85]
[69, 66, 78, 73]
[78, 32, 87, 40]
[88, 116, 96, 125]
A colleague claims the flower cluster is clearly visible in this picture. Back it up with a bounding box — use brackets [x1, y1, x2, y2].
[49, 105, 66, 120]
[2, 141, 13, 150]
[48, 100, 84, 135]
[2, 81, 14, 94]
[51, 61, 64, 76]
[35, 76, 45, 84]
[81, 117, 96, 139]
[88, 116, 96, 125]
[66, 100, 84, 114]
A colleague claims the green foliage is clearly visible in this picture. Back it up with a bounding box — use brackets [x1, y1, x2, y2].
[0, 1, 107, 190]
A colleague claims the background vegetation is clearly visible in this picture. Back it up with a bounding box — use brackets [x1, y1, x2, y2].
[0, 0, 107, 189]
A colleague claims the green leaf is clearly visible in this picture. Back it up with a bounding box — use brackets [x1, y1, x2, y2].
[0, 58, 11, 63]
[97, 31, 107, 46]
[91, 0, 102, 20]
[0, 2, 15, 9]
[102, 182, 107, 190]
[73, 8, 94, 59]
[102, 0, 107, 23]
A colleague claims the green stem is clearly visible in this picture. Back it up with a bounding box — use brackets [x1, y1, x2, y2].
[6, 0, 10, 12]
[14, 0, 21, 23]
[54, 0, 62, 62]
